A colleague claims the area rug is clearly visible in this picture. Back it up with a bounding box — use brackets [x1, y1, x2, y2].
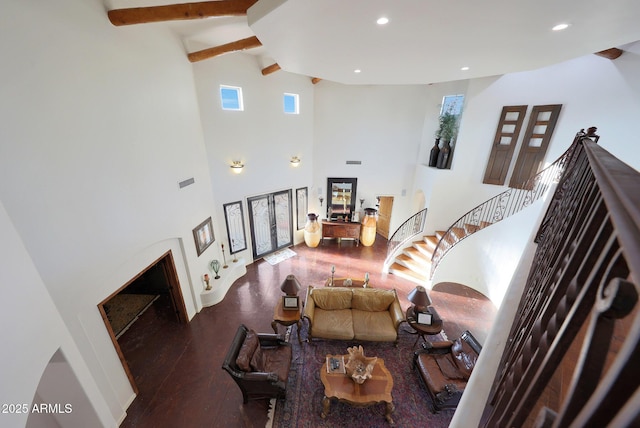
[103, 293, 158, 338]
[267, 324, 455, 428]
[263, 248, 297, 265]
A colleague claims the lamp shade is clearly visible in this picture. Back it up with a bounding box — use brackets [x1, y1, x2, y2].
[407, 286, 431, 311]
[280, 274, 301, 296]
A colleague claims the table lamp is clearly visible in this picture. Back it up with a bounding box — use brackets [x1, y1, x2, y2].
[280, 274, 301, 310]
[408, 285, 431, 312]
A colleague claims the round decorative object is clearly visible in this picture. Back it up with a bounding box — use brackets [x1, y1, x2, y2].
[210, 259, 221, 279]
[303, 213, 322, 247]
[345, 345, 377, 384]
[343, 278, 352, 286]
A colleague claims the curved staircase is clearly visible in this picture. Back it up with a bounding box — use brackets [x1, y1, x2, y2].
[385, 128, 596, 284]
[389, 227, 474, 286]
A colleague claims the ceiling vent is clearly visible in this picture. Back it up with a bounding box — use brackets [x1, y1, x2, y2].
[346, 160, 362, 165]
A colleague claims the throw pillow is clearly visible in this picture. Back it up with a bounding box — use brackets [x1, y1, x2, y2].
[250, 345, 265, 372]
[311, 287, 353, 310]
[351, 288, 395, 311]
[235, 330, 259, 371]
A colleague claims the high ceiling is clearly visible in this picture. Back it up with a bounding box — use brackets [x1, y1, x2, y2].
[106, 0, 640, 85]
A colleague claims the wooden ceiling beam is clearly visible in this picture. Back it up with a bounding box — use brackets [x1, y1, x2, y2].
[108, 0, 258, 26]
[261, 63, 281, 76]
[188, 36, 262, 62]
[594, 47, 623, 60]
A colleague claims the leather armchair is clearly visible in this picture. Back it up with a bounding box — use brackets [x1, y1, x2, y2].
[413, 330, 482, 412]
[222, 324, 292, 403]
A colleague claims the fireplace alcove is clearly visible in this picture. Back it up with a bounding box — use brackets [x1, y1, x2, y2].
[98, 250, 188, 393]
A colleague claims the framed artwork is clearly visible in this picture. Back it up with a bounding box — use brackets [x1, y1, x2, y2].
[282, 295, 300, 311]
[193, 217, 215, 256]
[296, 187, 308, 230]
[223, 201, 247, 254]
[417, 311, 433, 325]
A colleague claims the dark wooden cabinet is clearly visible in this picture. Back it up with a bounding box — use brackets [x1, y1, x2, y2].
[321, 221, 361, 246]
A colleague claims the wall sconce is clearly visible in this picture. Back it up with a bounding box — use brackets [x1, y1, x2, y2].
[319, 197, 324, 206]
[290, 156, 301, 167]
[230, 161, 244, 174]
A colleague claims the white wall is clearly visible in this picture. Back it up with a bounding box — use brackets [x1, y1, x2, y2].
[0, 0, 220, 424]
[0, 200, 111, 427]
[313, 83, 430, 232]
[426, 45, 640, 235]
[192, 53, 315, 253]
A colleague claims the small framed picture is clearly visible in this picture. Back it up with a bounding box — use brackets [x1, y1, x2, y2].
[193, 217, 215, 256]
[417, 311, 433, 325]
[282, 296, 299, 311]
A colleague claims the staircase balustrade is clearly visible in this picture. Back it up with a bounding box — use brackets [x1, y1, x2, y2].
[383, 208, 427, 270]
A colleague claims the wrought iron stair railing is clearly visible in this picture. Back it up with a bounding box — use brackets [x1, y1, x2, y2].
[429, 129, 592, 278]
[383, 208, 427, 270]
[480, 129, 640, 427]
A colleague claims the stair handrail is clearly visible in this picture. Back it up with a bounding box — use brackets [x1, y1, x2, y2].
[383, 208, 428, 271]
[430, 129, 595, 278]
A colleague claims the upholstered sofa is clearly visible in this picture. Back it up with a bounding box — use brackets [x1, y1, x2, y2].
[302, 286, 404, 343]
[222, 324, 292, 403]
[413, 330, 482, 412]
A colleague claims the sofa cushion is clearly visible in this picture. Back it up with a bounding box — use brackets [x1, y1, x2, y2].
[261, 346, 292, 383]
[235, 330, 259, 372]
[351, 288, 396, 312]
[312, 287, 353, 310]
[313, 308, 354, 340]
[434, 354, 468, 380]
[416, 353, 468, 395]
[352, 309, 397, 341]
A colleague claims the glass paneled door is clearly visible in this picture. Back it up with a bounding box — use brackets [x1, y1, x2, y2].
[247, 189, 293, 259]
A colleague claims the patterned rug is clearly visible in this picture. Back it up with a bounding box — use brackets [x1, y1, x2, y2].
[267, 323, 455, 427]
[263, 248, 297, 266]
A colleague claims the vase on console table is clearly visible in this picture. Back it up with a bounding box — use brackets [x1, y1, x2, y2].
[304, 213, 322, 248]
[360, 208, 377, 247]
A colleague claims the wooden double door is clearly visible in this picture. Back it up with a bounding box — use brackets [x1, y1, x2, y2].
[247, 189, 293, 260]
[376, 196, 394, 239]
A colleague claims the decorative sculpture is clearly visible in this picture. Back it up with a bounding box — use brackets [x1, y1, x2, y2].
[345, 345, 377, 384]
[210, 259, 221, 279]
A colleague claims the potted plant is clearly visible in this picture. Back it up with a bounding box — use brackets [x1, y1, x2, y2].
[438, 111, 459, 143]
[436, 112, 459, 169]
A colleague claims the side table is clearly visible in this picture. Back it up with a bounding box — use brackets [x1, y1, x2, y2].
[406, 306, 443, 347]
[272, 298, 303, 344]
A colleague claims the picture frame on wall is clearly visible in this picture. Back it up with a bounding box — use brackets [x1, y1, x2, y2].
[296, 187, 308, 230]
[193, 217, 215, 256]
[223, 201, 248, 254]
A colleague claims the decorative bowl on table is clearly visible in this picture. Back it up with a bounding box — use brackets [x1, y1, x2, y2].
[345, 345, 377, 384]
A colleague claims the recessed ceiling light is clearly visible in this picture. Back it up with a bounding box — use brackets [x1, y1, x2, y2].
[552, 23, 570, 31]
[461, 66, 470, 71]
[354, 69, 361, 73]
[377, 17, 389, 25]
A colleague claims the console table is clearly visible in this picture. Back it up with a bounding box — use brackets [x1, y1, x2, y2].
[321, 220, 361, 246]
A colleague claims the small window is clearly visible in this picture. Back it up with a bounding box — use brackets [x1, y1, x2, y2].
[220, 85, 244, 111]
[283, 93, 299, 114]
[441, 94, 464, 115]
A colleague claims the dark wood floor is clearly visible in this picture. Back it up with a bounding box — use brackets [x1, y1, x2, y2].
[118, 236, 496, 427]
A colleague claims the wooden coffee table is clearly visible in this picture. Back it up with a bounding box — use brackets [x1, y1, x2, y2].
[320, 354, 395, 425]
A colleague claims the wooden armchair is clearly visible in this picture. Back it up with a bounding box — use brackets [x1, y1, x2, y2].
[413, 330, 482, 412]
[222, 324, 292, 403]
